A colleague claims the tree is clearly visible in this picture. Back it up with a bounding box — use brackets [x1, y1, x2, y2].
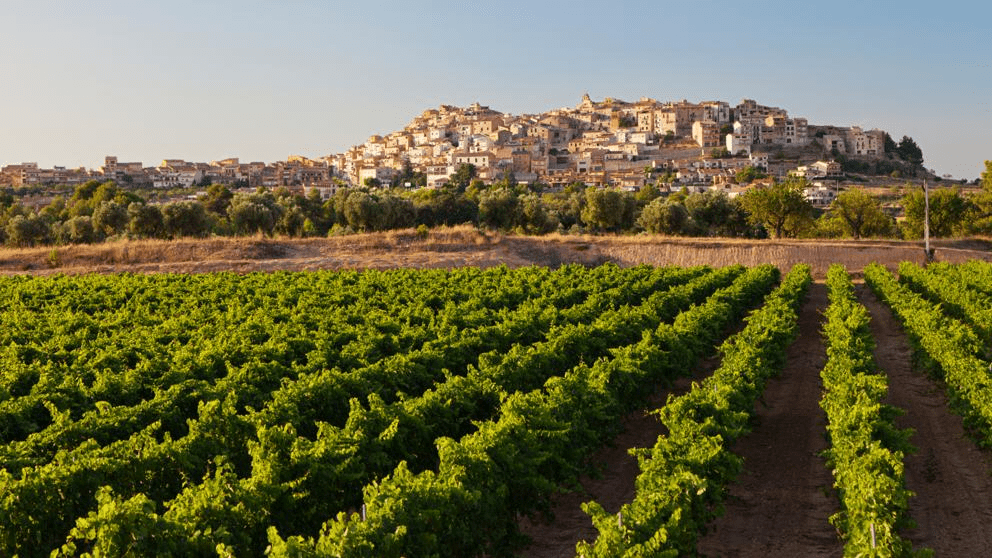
[982, 160, 992, 191]
[519, 193, 556, 234]
[68, 180, 112, 217]
[411, 188, 478, 227]
[69, 180, 103, 204]
[883, 133, 898, 155]
[275, 204, 306, 237]
[812, 212, 847, 238]
[391, 161, 427, 189]
[828, 188, 895, 239]
[637, 198, 688, 235]
[41, 196, 68, 223]
[967, 160, 992, 234]
[5, 214, 49, 247]
[162, 201, 210, 238]
[895, 136, 924, 166]
[543, 189, 584, 230]
[581, 187, 636, 232]
[337, 190, 414, 232]
[684, 190, 751, 237]
[201, 184, 234, 217]
[635, 182, 661, 205]
[66, 216, 97, 243]
[735, 165, 767, 184]
[478, 187, 521, 231]
[376, 194, 415, 231]
[128, 203, 165, 238]
[92, 201, 129, 237]
[228, 191, 283, 236]
[739, 178, 814, 238]
[446, 163, 476, 193]
[340, 190, 376, 231]
[91, 182, 120, 206]
[0, 190, 14, 209]
[901, 186, 969, 239]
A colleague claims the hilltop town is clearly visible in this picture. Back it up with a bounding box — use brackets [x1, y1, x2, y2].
[332, 95, 895, 192]
[1, 96, 918, 204]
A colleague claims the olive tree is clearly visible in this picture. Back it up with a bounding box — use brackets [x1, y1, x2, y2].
[637, 197, 688, 235]
[828, 188, 895, 239]
[739, 178, 814, 238]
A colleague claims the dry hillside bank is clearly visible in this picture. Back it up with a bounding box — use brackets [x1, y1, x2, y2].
[1, 227, 990, 278]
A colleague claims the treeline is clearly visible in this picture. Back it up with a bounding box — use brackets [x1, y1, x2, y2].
[2, 161, 992, 248]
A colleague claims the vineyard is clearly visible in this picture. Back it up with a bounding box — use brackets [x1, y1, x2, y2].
[1, 260, 992, 556]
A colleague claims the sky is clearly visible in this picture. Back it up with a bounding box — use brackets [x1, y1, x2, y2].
[2, 0, 990, 180]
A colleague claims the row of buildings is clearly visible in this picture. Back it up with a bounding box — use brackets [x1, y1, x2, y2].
[1, 155, 342, 193]
[2, 96, 888, 200]
[324, 95, 886, 192]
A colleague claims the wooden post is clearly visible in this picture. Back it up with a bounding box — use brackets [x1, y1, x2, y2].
[923, 179, 933, 264]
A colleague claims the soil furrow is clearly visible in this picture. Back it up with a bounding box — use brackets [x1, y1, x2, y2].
[858, 283, 992, 555]
[516, 353, 724, 557]
[696, 281, 840, 557]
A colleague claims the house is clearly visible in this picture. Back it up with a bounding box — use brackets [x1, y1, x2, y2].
[804, 182, 841, 207]
[794, 160, 842, 179]
[0, 163, 40, 186]
[692, 120, 721, 148]
[472, 117, 503, 135]
[103, 156, 145, 180]
[847, 127, 885, 156]
[363, 136, 386, 158]
[821, 134, 846, 153]
[426, 164, 454, 188]
[700, 101, 731, 124]
[726, 128, 752, 156]
[749, 153, 769, 169]
[304, 181, 348, 201]
[358, 166, 396, 186]
[454, 151, 495, 170]
[152, 169, 203, 189]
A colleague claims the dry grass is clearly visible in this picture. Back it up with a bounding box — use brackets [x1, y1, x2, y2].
[1, 226, 990, 278]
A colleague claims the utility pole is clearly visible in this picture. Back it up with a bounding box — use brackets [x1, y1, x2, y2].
[923, 179, 934, 264]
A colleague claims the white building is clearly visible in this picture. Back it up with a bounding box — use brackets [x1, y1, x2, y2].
[152, 169, 203, 189]
[304, 182, 347, 201]
[726, 131, 751, 156]
[426, 164, 454, 188]
[358, 166, 397, 185]
[804, 183, 841, 207]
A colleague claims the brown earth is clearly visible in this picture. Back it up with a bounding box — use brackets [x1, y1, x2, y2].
[517, 353, 727, 558]
[2, 226, 991, 278]
[695, 281, 840, 557]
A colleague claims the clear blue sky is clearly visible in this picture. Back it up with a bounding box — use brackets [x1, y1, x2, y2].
[2, 0, 990, 179]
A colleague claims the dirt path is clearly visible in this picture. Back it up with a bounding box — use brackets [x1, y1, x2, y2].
[5, 232, 991, 279]
[516, 353, 724, 558]
[696, 281, 841, 557]
[857, 283, 992, 555]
